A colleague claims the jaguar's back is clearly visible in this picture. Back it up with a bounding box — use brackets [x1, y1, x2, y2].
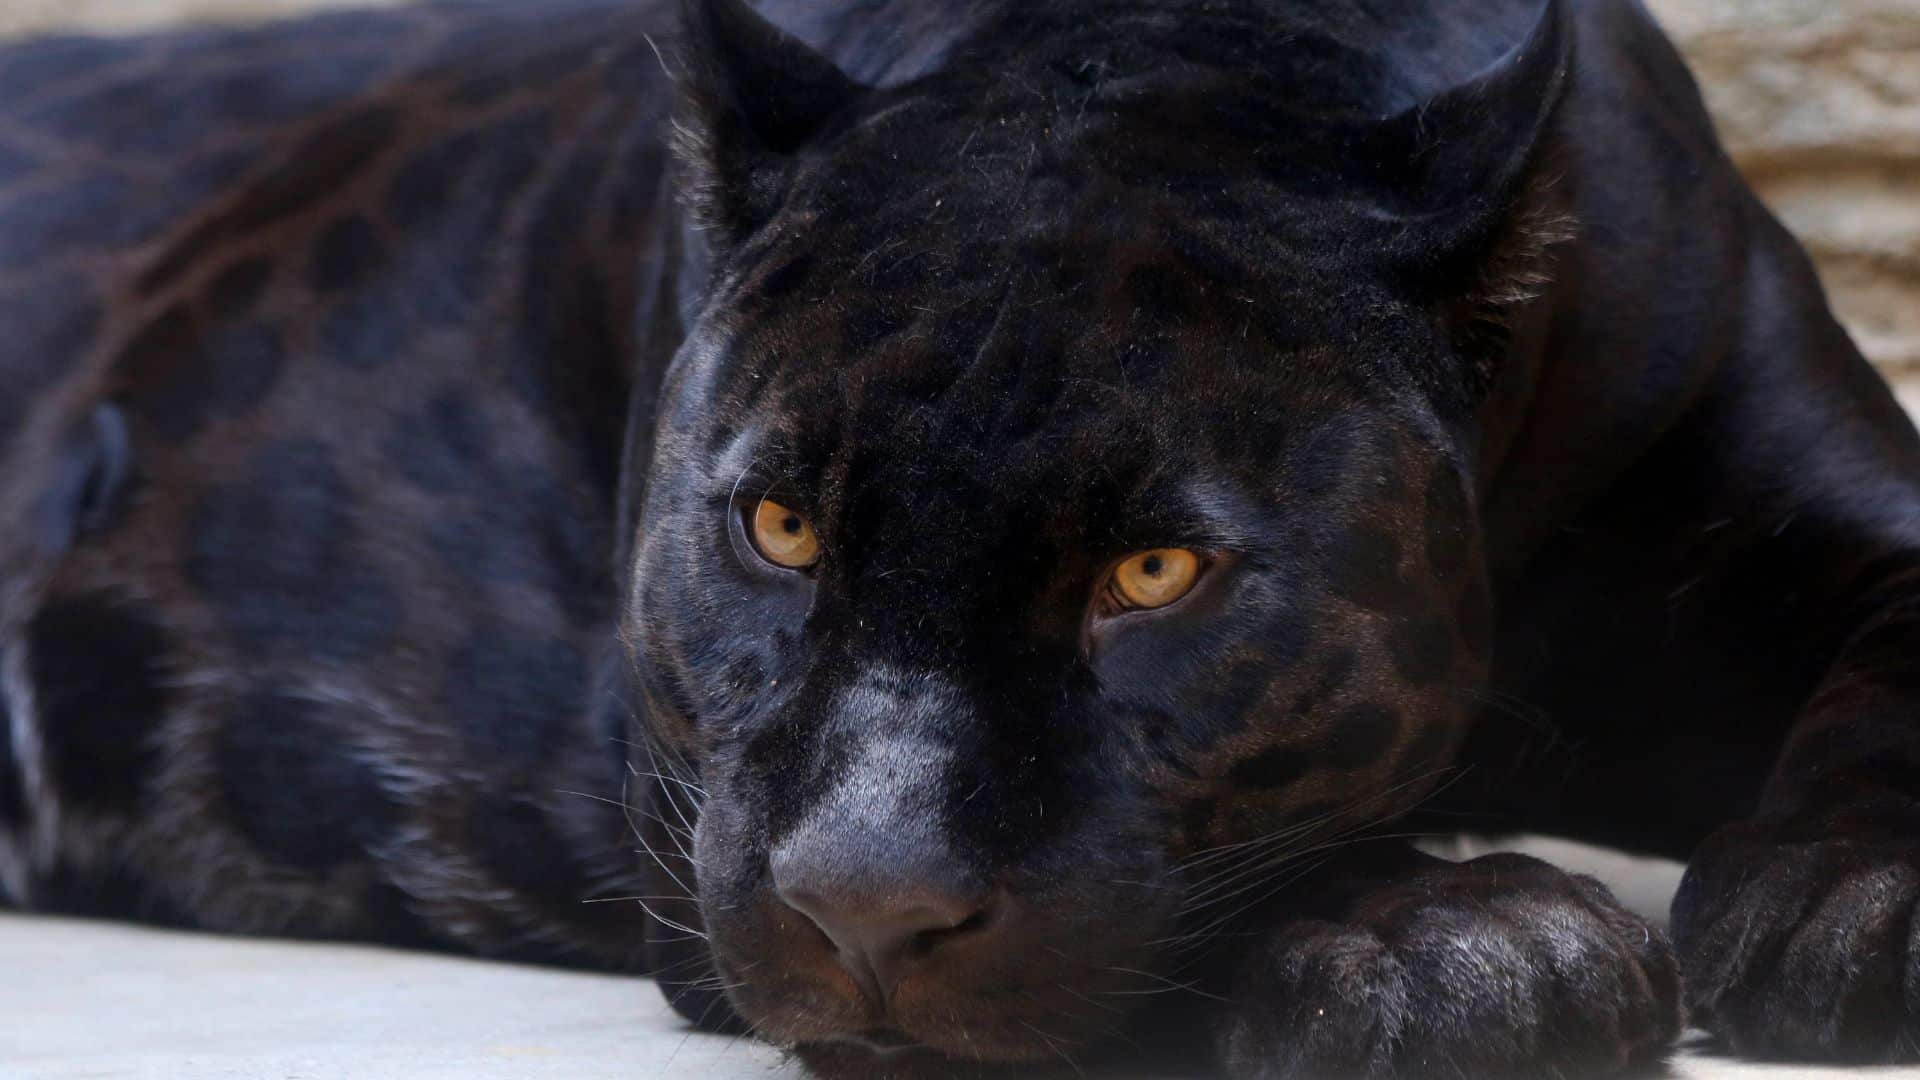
[0, 0, 683, 967]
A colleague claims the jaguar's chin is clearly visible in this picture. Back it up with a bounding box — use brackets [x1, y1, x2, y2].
[738, 984, 1120, 1069]
[718, 950, 1149, 1071]
[793, 1039, 1082, 1079]
[787, 991, 1212, 1080]
[792, 1017, 1132, 1079]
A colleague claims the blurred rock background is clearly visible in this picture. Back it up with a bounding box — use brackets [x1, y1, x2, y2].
[0, 0, 391, 34]
[2, 0, 1916, 401]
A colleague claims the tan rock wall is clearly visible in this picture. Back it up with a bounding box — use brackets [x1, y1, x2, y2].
[0, 0, 394, 36]
[4, 0, 1918, 393]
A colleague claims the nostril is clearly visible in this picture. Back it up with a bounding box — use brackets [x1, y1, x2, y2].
[776, 887, 831, 936]
[950, 905, 992, 936]
[906, 900, 995, 956]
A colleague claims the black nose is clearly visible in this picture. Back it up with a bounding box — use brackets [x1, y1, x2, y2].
[773, 863, 995, 1005]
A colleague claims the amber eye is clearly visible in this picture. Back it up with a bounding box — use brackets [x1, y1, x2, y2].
[1110, 548, 1202, 611]
[750, 498, 821, 570]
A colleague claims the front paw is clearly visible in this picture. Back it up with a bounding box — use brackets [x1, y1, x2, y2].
[1216, 854, 1681, 1079]
[1672, 821, 1920, 1061]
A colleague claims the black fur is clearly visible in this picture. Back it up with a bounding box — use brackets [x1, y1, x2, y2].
[29, 596, 171, 814]
[184, 440, 404, 663]
[218, 691, 400, 871]
[0, 650, 24, 830]
[1, 0, 1917, 1076]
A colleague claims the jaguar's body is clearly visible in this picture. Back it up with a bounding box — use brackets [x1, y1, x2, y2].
[4, 1, 1919, 1076]
[0, 1, 675, 967]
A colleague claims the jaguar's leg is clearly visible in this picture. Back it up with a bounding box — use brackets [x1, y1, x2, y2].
[1214, 844, 1681, 1080]
[1673, 570, 1920, 1061]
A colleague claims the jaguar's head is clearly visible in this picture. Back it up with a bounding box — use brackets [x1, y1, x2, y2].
[626, 0, 1571, 1070]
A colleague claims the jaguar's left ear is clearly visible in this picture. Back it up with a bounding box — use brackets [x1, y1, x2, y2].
[1370, 0, 1577, 391]
[673, 0, 871, 255]
[1377, 0, 1571, 231]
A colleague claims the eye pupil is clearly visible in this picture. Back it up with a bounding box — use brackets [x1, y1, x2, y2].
[782, 515, 801, 535]
[1142, 555, 1163, 576]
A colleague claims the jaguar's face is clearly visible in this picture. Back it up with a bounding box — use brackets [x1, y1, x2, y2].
[624, 0, 1558, 1068]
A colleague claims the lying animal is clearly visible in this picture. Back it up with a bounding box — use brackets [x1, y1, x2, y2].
[2, 0, 1916, 1075]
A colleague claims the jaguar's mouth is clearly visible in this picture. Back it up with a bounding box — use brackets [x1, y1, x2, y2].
[795, 1033, 1088, 1080]
[731, 964, 1122, 1066]
[846, 1027, 922, 1054]
[794, 1034, 964, 1079]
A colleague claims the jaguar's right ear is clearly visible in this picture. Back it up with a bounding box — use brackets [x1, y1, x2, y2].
[674, 0, 871, 254]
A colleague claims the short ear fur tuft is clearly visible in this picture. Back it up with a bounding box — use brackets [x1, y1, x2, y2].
[673, 0, 869, 253]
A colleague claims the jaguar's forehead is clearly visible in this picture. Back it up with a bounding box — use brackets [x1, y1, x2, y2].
[695, 211, 1418, 536]
[756, 89, 1399, 306]
[746, 15, 1442, 275]
[688, 96, 1440, 473]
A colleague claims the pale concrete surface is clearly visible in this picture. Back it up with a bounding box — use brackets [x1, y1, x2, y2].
[3, 884, 1918, 1079]
[2, 913, 802, 1080]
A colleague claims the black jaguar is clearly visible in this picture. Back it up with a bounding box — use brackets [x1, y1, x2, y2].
[1, 0, 1917, 1076]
